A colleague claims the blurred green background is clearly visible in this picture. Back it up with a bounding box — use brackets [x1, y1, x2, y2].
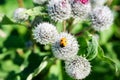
[0, 0, 120, 80]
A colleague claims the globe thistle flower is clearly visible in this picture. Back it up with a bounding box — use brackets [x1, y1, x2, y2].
[69, 0, 91, 20]
[90, 6, 114, 31]
[65, 56, 91, 79]
[33, 0, 48, 5]
[91, 0, 107, 8]
[48, 0, 71, 21]
[52, 32, 79, 60]
[13, 8, 29, 22]
[32, 22, 58, 45]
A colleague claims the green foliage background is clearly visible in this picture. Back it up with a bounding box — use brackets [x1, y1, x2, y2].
[0, 0, 120, 80]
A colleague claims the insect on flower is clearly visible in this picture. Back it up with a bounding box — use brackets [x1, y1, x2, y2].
[60, 37, 67, 47]
[52, 32, 79, 60]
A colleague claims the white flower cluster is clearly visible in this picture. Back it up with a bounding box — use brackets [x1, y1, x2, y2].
[32, 22, 91, 79]
[48, 0, 91, 21]
[47, 0, 114, 31]
[13, 8, 29, 22]
[31, 0, 114, 79]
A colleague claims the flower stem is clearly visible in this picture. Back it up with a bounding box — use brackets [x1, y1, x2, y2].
[68, 18, 74, 33]
[113, 6, 120, 11]
[106, 0, 113, 6]
[63, 20, 66, 32]
[17, 0, 24, 7]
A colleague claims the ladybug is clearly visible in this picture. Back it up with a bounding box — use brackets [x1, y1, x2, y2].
[60, 37, 67, 47]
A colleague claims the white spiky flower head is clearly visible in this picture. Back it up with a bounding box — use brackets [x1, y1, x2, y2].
[32, 22, 58, 45]
[52, 32, 79, 60]
[33, 0, 48, 5]
[65, 56, 91, 79]
[13, 8, 29, 22]
[90, 6, 114, 31]
[48, 0, 71, 21]
[69, 0, 91, 20]
[91, 0, 107, 8]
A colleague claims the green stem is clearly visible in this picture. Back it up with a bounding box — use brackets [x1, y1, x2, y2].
[113, 6, 120, 11]
[67, 18, 74, 33]
[17, 0, 24, 7]
[106, 0, 113, 6]
[63, 20, 66, 32]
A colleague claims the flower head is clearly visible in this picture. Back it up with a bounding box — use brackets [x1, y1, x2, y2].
[52, 32, 79, 60]
[69, 0, 91, 20]
[65, 56, 91, 79]
[90, 6, 114, 31]
[13, 8, 29, 22]
[32, 22, 58, 45]
[48, 0, 71, 21]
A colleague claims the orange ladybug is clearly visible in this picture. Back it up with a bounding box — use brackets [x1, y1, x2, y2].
[60, 37, 67, 47]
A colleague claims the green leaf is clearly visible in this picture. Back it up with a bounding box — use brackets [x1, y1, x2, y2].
[0, 13, 4, 22]
[32, 59, 48, 77]
[0, 15, 15, 25]
[19, 52, 45, 80]
[77, 36, 88, 56]
[100, 26, 114, 44]
[87, 36, 99, 61]
[98, 46, 115, 64]
[98, 46, 120, 73]
[45, 60, 63, 80]
[25, 7, 47, 16]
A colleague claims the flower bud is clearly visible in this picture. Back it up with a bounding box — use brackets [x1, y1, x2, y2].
[48, 0, 71, 21]
[32, 22, 58, 45]
[13, 8, 29, 22]
[69, 0, 91, 20]
[65, 56, 91, 79]
[90, 6, 114, 31]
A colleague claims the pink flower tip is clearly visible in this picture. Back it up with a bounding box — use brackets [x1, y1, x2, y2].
[74, 0, 88, 4]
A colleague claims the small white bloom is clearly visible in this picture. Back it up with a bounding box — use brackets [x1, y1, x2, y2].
[33, 0, 48, 5]
[69, 0, 91, 20]
[13, 8, 29, 22]
[32, 22, 58, 45]
[65, 56, 91, 79]
[90, 6, 114, 31]
[48, 0, 71, 21]
[52, 32, 79, 60]
[91, 0, 107, 8]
